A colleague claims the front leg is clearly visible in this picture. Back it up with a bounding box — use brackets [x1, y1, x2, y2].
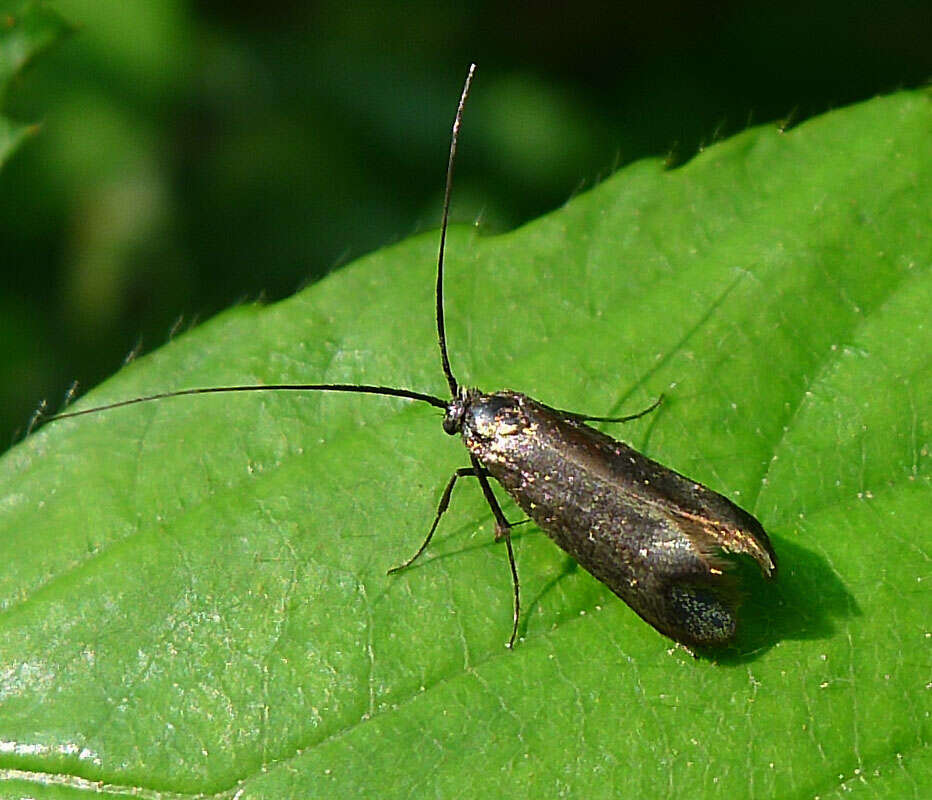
[471, 456, 520, 649]
[387, 466, 479, 575]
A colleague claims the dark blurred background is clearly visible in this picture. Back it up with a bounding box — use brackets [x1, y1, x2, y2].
[1, 0, 929, 443]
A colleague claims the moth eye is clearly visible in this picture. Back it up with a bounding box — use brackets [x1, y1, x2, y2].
[666, 582, 737, 646]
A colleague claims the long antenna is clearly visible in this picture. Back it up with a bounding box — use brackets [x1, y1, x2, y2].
[436, 63, 476, 399]
[41, 383, 447, 425]
[36, 68, 482, 432]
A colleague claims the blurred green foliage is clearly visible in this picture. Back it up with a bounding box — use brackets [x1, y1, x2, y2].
[0, 0, 929, 441]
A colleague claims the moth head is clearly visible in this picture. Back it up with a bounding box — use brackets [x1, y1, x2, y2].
[442, 386, 483, 436]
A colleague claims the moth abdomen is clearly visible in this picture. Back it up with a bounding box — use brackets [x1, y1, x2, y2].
[659, 577, 740, 646]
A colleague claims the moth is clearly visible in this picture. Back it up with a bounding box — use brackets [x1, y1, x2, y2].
[41, 64, 777, 648]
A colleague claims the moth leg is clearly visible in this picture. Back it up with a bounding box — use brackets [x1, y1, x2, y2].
[387, 466, 478, 575]
[471, 455, 521, 649]
[565, 393, 664, 424]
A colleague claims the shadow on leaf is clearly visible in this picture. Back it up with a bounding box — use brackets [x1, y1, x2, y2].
[704, 535, 860, 664]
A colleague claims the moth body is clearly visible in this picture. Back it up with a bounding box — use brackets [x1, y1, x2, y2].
[446, 389, 777, 646]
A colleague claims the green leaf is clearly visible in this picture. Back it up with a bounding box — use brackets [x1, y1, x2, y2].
[0, 0, 70, 166]
[0, 90, 929, 797]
